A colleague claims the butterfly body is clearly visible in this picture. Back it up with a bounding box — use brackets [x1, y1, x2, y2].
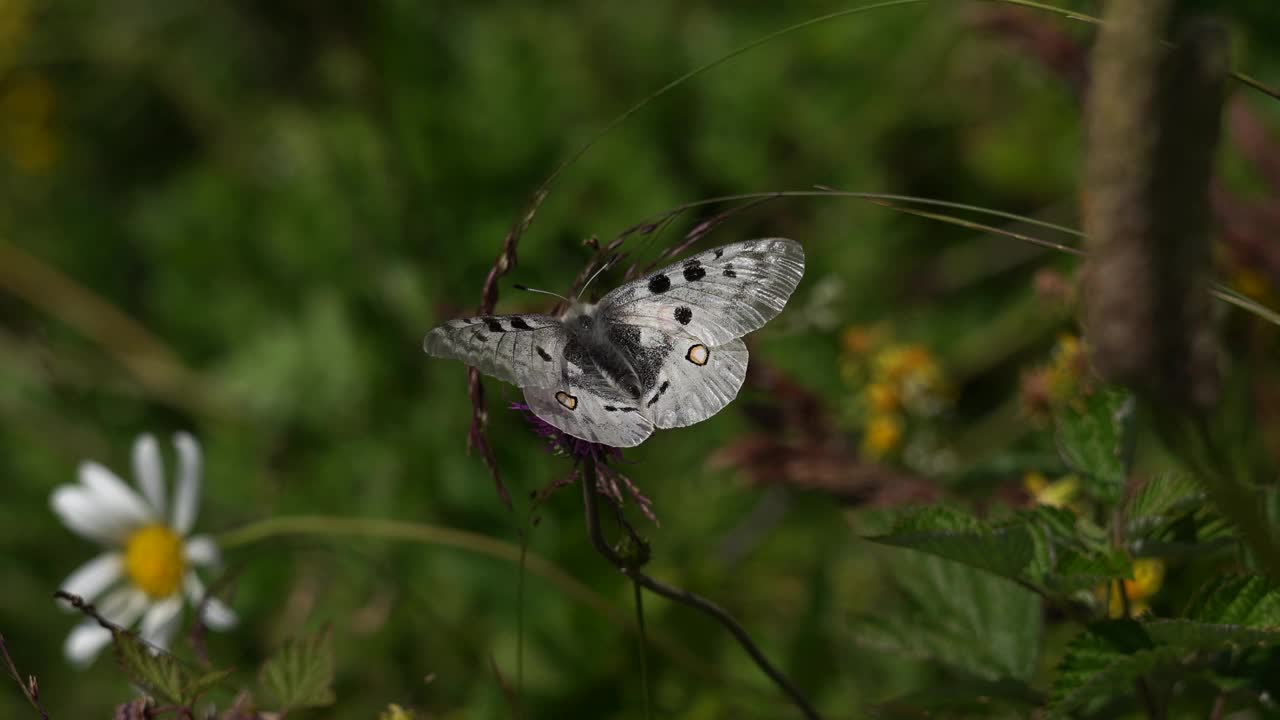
[425, 238, 804, 447]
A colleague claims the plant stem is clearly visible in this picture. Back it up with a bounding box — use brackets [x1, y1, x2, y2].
[580, 457, 822, 720]
[634, 582, 652, 720]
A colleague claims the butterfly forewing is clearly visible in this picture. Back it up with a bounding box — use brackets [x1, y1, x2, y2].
[598, 238, 805, 345]
[423, 314, 567, 387]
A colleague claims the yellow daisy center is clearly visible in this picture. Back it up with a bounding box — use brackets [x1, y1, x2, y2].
[124, 524, 185, 599]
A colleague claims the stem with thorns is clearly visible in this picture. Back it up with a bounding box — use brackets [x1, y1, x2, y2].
[581, 456, 821, 720]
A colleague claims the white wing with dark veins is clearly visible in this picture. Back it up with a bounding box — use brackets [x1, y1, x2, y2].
[523, 384, 655, 447]
[423, 314, 567, 387]
[597, 238, 805, 345]
[639, 334, 749, 429]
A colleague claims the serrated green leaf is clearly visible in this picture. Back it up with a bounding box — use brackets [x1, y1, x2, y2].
[113, 631, 188, 705]
[868, 506, 1035, 581]
[187, 667, 236, 701]
[866, 505, 1128, 596]
[1055, 389, 1132, 503]
[855, 550, 1043, 682]
[259, 627, 336, 711]
[111, 631, 231, 706]
[1048, 620, 1179, 718]
[1125, 473, 1203, 533]
[1186, 574, 1280, 627]
[1050, 580, 1280, 716]
[1042, 549, 1133, 594]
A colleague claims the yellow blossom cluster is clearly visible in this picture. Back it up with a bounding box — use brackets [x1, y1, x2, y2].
[1102, 558, 1165, 618]
[840, 326, 949, 461]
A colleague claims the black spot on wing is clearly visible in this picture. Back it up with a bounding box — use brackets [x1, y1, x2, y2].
[722, 264, 737, 278]
[648, 273, 671, 294]
[603, 405, 617, 412]
[484, 318, 504, 333]
[674, 306, 692, 325]
[536, 346, 552, 362]
[683, 260, 706, 282]
[646, 380, 673, 408]
[509, 317, 532, 330]
[714, 248, 724, 259]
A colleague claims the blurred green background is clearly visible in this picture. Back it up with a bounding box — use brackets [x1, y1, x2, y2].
[2, 1, 1278, 718]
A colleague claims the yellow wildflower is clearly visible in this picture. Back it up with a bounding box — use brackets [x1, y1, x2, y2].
[1103, 558, 1165, 618]
[876, 344, 933, 381]
[379, 704, 417, 720]
[862, 414, 903, 459]
[866, 382, 898, 412]
[1023, 472, 1080, 509]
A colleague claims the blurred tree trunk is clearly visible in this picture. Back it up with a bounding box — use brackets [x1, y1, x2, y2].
[1082, 0, 1223, 410]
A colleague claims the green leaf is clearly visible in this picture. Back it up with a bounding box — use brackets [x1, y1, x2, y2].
[113, 631, 189, 705]
[112, 631, 231, 706]
[1048, 620, 1178, 718]
[1185, 574, 1280, 626]
[866, 505, 1130, 596]
[1125, 473, 1203, 535]
[259, 626, 336, 711]
[1055, 388, 1133, 503]
[867, 506, 1035, 582]
[1049, 578, 1280, 716]
[854, 550, 1043, 682]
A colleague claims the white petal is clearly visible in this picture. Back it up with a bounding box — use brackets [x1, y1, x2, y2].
[50, 486, 129, 544]
[139, 596, 183, 650]
[79, 462, 155, 527]
[64, 622, 113, 667]
[132, 434, 166, 516]
[185, 573, 237, 631]
[202, 598, 238, 631]
[97, 587, 150, 629]
[57, 553, 123, 610]
[184, 535, 221, 567]
[171, 432, 202, 534]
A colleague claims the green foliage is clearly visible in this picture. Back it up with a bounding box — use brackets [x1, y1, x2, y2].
[258, 627, 336, 711]
[1054, 389, 1134, 504]
[855, 550, 1043, 682]
[1049, 575, 1280, 716]
[867, 505, 1131, 597]
[112, 631, 232, 706]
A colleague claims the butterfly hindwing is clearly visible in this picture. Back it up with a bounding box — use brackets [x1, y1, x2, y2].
[523, 384, 655, 448]
[598, 238, 805, 345]
[640, 335, 749, 429]
[423, 314, 567, 387]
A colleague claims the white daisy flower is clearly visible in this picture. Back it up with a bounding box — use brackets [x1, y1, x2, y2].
[51, 432, 237, 666]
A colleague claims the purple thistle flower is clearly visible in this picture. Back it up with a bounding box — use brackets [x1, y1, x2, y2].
[510, 402, 658, 524]
[509, 402, 624, 464]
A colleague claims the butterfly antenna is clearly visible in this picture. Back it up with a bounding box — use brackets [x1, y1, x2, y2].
[576, 254, 619, 300]
[513, 284, 571, 303]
